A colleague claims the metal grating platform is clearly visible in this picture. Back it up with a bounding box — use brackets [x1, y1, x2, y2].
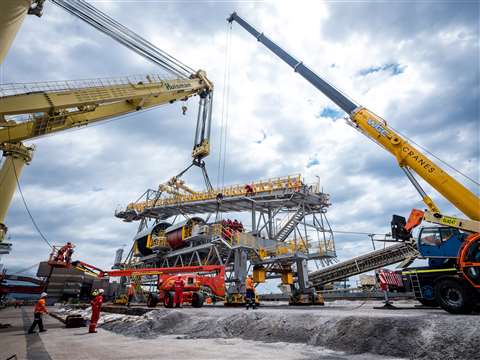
[115, 175, 330, 221]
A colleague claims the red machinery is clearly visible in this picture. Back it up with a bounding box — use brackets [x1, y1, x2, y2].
[104, 265, 225, 308]
[0, 274, 44, 297]
[48, 243, 75, 266]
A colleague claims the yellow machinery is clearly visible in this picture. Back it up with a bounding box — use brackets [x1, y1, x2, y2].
[227, 13, 480, 224]
[0, 0, 34, 64]
[0, 1, 214, 244]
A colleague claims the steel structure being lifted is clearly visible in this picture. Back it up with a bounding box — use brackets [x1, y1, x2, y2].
[115, 175, 337, 305]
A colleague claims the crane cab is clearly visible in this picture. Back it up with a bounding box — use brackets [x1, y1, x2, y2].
[417, 227, 467, 267]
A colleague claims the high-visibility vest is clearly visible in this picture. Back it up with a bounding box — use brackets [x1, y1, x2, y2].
[34, 298, 47, 314]
[246, 277, 254, 290]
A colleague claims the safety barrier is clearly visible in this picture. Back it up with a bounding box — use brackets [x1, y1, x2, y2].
[0, 73, 178, 97]
[257, 237, 335, 259]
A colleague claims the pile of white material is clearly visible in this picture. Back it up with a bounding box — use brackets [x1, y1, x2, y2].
[55, 305, 125, 325]
[88, 306, 479, 360]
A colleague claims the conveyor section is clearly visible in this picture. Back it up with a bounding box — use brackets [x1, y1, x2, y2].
[309, 242, 418, 286]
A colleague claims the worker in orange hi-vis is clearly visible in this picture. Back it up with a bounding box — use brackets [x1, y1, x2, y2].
[27, 292, 48, 334]
[245, 184, 254, 195]
[64, 243, 75, 264]
[89, 289, 104, 333]
[245, 275, 256, 310]
[173, 276, 185, 308]
[127, 284, 135, 307]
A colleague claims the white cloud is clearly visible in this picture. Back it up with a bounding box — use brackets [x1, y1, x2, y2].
[1, 1, 478, 278]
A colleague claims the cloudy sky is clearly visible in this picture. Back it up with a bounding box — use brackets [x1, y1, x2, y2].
[1, 0, 478, 281]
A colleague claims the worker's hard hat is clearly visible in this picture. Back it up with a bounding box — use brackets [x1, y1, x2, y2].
[40, 292, 47, 298]
[98, 289, 104, 294]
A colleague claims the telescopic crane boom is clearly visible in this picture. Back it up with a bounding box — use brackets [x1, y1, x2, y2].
[227, 12, 480, 223]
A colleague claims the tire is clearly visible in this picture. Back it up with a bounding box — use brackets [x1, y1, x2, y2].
[147, 293, 159, 308]
[191, 292, 204, 308]
[434, 277, 475, 314]
[163, 292, 175, 308]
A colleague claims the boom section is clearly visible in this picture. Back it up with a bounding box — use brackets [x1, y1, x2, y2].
[227, 12, 357, 114]
[0, 75, 206, 144]
[227, 13, 480, 221]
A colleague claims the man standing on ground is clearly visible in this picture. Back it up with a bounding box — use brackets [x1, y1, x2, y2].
[127, 284, 135, 307]
[245, 275, 256, 310]
[173, 275, 185, 308]
[89, 289, 104, 333]
[28, 292, 48, 334]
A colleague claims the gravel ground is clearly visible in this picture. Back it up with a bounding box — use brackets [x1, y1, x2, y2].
[56, 301, 480, 360]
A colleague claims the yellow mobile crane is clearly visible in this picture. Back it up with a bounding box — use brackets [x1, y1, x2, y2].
[0, 0, 214, 248]
[228, 14, 480, 313]
[227, 13, 479, 225]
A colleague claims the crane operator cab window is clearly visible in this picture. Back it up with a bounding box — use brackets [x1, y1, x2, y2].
[418, 227, 463, 258]
[419, 228, 442, 247]
[463, 239, 480, 286]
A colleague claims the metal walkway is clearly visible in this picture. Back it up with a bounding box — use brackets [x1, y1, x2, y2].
[115, 175, 330, 221]
[309, 242, 418, 286]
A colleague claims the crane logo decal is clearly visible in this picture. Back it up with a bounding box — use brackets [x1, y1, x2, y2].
[367, 118, 389, 137]
[402, 146, 436, 173]
[165, 82, 191, 91]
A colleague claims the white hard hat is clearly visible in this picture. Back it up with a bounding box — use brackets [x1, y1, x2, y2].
[98, 289, 104, 294]
[40, 292, 47, 298]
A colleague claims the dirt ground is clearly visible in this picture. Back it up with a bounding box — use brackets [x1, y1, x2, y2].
[55, 300, 480, 360]
[0, 306, 400, 360]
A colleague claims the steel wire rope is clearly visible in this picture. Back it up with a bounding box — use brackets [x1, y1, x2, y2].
[6, 128, 53, 249]
[51, 0, 189, 77]
[54, 1, 186, 78]
[388, 123, 480, 187]
[216, 23, 233, 189]
[10, 263, 40, 275]
[78, 0, 194, 77]
[221, 24, 233, 189]
[329, 229, 388, 236]
[50, 0, 193, 78]
[75, 0, 194, 75]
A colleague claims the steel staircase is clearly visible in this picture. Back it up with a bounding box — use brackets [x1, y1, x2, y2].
[274, 208, 305, 242]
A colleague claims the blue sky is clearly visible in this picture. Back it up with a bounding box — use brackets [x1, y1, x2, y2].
[1, 1, 478, 282]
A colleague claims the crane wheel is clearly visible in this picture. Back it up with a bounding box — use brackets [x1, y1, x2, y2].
[164, 292, 175, 308]
[434, 277, 475, 314]
[191, 292, 204, 308]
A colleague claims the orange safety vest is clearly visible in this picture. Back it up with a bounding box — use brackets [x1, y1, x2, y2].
[34, 298, 47, 314]
[246, 277, 254, 290]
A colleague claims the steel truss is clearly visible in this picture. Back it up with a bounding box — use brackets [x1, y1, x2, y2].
[116, 176, 337, 302]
